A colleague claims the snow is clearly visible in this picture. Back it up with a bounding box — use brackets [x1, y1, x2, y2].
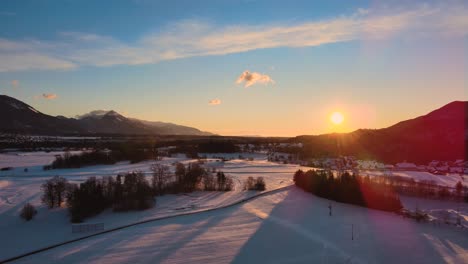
[400, 196, 468, 228]
[0, 153, 308, 261]
[1, 151, 467, 263]
[360, 170, 467, 188]
[10, 188, 468, 264]
[0, 151, 82, 169]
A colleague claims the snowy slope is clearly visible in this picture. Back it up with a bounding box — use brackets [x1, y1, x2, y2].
[1, 152, 467, 263]
[0, 154, 308, 261]
[11, 187, 468, 264]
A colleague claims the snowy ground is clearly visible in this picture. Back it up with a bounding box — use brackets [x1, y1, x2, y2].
[0, 152, 308, 261]
[11, 187, 468, 264]
[0, 151, 82, 169]
[360, 170, 467, 189]
[1, 151, 467, 263]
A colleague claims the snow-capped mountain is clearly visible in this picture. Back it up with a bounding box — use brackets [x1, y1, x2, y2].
[0, 95, 213, 136]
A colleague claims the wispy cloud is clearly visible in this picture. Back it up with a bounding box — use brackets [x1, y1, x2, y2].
[208, 98, 221, 105]
[0, 3, 466, 72]
[11, 80, 18, 88]
[42, 93, 58, 100]
[236, 71, 274, 88]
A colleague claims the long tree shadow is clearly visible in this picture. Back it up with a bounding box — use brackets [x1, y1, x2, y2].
[17, 203, 242, 264]
[231, 187, 467, 264]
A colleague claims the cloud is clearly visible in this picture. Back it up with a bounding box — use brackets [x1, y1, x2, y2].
[0, 3, 466, 72]
[208, 98, 221, 105]
[11, 80, 18, 88]
[236, 71, 274, 88]
[42, 93, 57, 100]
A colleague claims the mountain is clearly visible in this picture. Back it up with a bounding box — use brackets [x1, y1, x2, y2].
[0, 95, 83, 134]
[0, 95, 212, 136]
[132, 119, 213, 136]
[76, 110, 213, 136]
[295, 101, 467, 163]
[77, 110, 154, 135]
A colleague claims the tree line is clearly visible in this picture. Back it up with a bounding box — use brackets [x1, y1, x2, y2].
[44, 148, 156, 170]
[294, 169, 403, 212]
[39, 162, 234, 222]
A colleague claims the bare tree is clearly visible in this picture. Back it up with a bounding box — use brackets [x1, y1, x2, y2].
[151, 163, 171, 195]
[41, 176, 69, 208]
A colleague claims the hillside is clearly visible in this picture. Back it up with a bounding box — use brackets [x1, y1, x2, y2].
[0, 95, 83, 135]
[295, 101, 467, 163]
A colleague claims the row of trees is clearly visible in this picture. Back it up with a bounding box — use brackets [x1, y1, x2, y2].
[44, 148, 155, 170]
[172, 163, 234, 193]
[294, 170, 403, 212]
[67, 173, 155, 222]
[41, 174, 155, 222]
[40, 163, 234, 222]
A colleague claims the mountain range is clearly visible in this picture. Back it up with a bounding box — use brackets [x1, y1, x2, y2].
[0, 95, 213, 136]
[1, 95, 467, 163]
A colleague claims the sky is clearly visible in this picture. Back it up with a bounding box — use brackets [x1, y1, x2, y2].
[0, 0, 466, 136]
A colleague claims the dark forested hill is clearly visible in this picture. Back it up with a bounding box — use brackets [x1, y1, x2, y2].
[295, 101, 467, 163]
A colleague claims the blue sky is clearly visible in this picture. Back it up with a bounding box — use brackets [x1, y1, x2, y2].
[0, 0, 466, 136]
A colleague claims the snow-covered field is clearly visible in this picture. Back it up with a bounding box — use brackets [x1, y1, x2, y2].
[0, 151, 467, 263]
[0, 152, 308, 261]
[10, 187, 468, 264]
[0, 151, 83, 169]
[360, 170, 466, 189]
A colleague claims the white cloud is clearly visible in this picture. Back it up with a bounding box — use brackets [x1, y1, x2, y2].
[11, 80, 18, 88]
[42, 93, 58, 100]
[208, 98, 221, 105]
[0, 3, 466, 72]
[236, 71, 274, 88]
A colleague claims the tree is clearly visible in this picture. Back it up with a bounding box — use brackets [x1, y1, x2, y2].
[216, 171, 226, 190]
[41, 176, 69, 208]
[438, 186, 450, 199]
[151, 163, 171, 195]
[175, 162, 186, 191]
[244, 176, 266, 191]
[203, 172, 216, 191]
[455, 181, 463, 196]
[20, 203, 37, 221]
[255, 177, 266, 191]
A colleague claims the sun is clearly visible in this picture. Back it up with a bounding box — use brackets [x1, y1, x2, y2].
[330, 112, 344, 125]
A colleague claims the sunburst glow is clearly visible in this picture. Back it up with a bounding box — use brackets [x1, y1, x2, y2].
[330, 112, 344, 125]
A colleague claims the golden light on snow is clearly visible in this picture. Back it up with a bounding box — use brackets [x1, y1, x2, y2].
[330, 112, 344, 125]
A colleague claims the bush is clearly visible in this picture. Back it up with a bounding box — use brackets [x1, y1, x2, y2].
[255, 177, 266, 191]
[244, 176, 266, 191]
[20, 203, 37, 221]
